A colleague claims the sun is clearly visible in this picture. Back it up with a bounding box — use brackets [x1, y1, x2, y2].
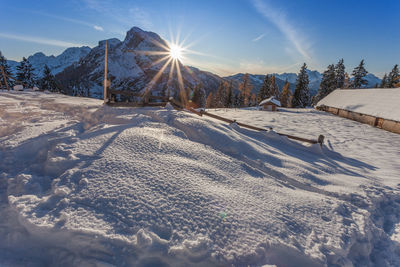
[169, 44, 183, 61]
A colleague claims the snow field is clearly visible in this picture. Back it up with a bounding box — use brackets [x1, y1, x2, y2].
[0, 91, 399, 266]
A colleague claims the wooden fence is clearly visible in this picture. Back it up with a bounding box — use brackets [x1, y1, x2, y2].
[168, 98, 324, 146]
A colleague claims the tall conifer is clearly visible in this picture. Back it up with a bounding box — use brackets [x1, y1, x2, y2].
[292, 63, 310, 108]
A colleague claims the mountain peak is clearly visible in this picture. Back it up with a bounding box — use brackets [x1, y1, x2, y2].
[122, 26, 167, 51]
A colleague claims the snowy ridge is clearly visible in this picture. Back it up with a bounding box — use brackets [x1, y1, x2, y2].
[1, 91, 400, 266]
[55, 27, 223, 99]
[7, 47, 91, 77]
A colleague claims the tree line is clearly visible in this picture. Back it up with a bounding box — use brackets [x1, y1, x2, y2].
[202, 59, 400, 109]
[0, 51, 60, 92]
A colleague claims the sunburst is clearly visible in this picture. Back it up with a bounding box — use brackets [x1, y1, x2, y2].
[126, 32, 206, 106]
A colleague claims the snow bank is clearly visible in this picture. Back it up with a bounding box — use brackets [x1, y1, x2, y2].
[1, 91, 400, 266]
[316, 88, 400, 122]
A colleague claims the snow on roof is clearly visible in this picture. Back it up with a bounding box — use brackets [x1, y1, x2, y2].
[316, 88, 400, 122]
[259, 96, 281, 106]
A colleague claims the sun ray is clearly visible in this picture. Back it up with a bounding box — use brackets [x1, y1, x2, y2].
[151, 55, 170, 67]
[168, 59, 176, 84]
[175, 60, 186, 105]
[181, 64, 200, 83]
[169, 44, 183, 61]
[131, 28, 212, 105]
[146, 57, 173, 94]
[133, 50, 169, 56]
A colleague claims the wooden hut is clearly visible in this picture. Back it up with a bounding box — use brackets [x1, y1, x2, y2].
[259, 96, 281, 111]
[316, 88, 400, 134]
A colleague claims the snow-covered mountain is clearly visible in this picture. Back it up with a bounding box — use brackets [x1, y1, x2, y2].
[7, 47, 91, 77]
[361, 73, 382, 88]
[224, 73, 294, 94]
[225, 70, 322, 96]
[56, 27, 223, 98]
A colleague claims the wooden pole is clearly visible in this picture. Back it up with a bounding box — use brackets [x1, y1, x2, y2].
[104, 40, 108, 104]
[0, 66, 10, 91]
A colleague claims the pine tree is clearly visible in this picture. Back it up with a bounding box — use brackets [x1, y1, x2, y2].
[16, 58, 26, 84]
[225, 80, 234, 108]
[292, 63, 310, 108]
[270, 75, 280, 99]
[314, 64, 336, 104]
[250, 93, 257, 106]
[380, 74, 388, 88]
[16, 57, 36, 88]
[259, 74, 279, 100]
[335, 58, 345, 89]
[388, 64, 400, 88]
[351, 59, 368, 88]
[192, 83, 206, 108]
[40, 65, 58, 91]
[0, 51, 14, 88]
[280, 80, 291, 107]
[234, 93, 240, 108]
[257, 74, 270, 103]
[215, 81, 227, 107]
[239, 73, 253, 107]
[206, 92, 214, 108]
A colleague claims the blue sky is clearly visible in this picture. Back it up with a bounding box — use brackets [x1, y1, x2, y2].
[1, 0, 399, 77]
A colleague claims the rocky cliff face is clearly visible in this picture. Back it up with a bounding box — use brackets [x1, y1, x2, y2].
[56, 27, 222, 99]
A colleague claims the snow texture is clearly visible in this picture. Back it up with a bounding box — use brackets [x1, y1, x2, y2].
[316, 88, 400, 122]
[1, 91, 400, 266]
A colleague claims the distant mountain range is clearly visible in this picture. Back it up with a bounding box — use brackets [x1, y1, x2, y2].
[6, 26, 382, 97]
[224, 71, 381, 96]
[7, 47, 91, 77]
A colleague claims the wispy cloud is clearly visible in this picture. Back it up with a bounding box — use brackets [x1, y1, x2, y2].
[93, 25, 104, 31]
[252, 33, 266, 42]
[251, 0, 313, 61]
[0, 33, 87, 47]
[28, 10, 104, 32]
[82, 0, 152, 31]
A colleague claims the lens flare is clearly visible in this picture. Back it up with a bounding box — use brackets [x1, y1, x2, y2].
[126, 31, 209, 105]
[169, 44, 183, 61]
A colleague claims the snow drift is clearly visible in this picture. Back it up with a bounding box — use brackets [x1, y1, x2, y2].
[0, 91, 399, 266]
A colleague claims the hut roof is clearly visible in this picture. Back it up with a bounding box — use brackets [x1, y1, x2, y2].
[259, 96, 281, 107]
[316, 88, 400, 122]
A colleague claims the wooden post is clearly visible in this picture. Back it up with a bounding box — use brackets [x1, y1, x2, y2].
[104, 40, 108, 104]
[0, 66, 10, 91]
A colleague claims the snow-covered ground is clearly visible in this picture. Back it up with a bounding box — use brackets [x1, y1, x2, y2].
[0, 91, 399, 266]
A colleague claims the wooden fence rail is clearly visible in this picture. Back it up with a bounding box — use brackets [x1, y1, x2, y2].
[183, 106, 324, 146]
